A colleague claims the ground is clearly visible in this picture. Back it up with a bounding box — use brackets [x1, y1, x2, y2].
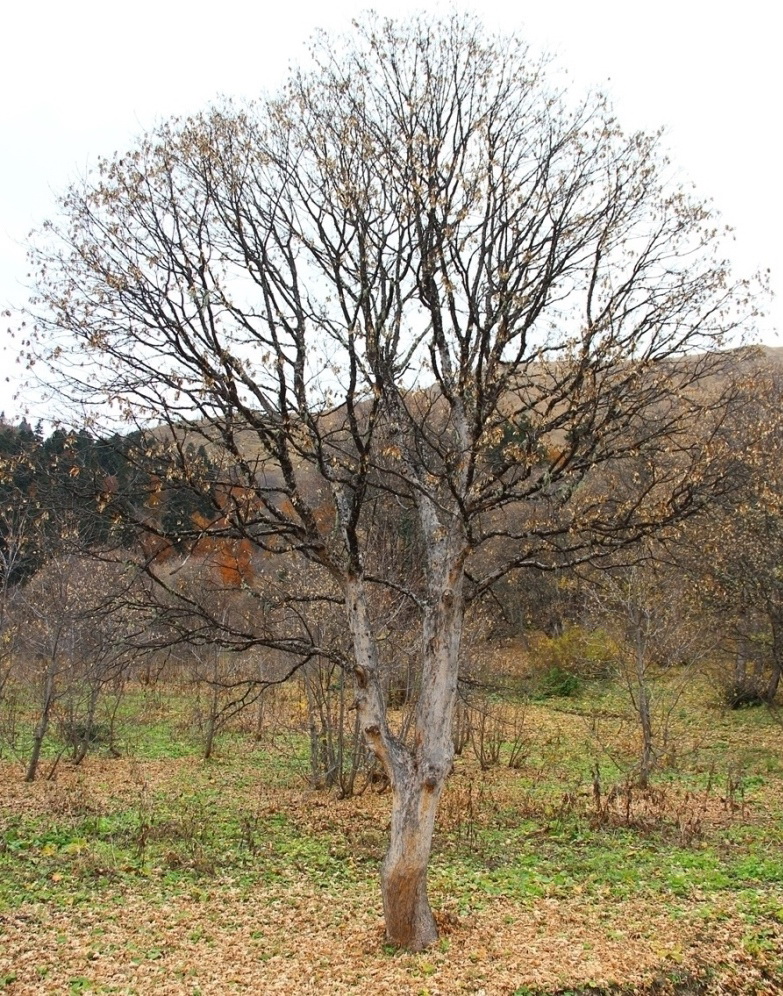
[1, 674, 782, 994]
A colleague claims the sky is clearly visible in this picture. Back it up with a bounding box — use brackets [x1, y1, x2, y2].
[1, 0, 779, 419]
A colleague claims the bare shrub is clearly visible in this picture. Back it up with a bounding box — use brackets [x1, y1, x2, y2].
[457, 695, 527, 771]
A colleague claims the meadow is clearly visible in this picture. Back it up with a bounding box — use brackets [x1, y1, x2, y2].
[1, 653, 782, 995]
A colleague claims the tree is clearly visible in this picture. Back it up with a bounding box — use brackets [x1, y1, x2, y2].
[28, 14, 756, 948]
[585, 556, 711, 787]
[677, 354, 783, 705]
[13, 545, 136, 781]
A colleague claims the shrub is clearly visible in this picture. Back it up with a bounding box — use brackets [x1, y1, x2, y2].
[529, 626, 618, 680]
[534, 665, 581, 699]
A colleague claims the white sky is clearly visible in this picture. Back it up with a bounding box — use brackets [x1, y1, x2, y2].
[1, 0, 779, 419]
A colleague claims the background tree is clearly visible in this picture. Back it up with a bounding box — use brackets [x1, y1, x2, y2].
[585, 555, 711, 787]
[12, 544, 136, 781]
[29, 15, 757, 948]
[676, 356, 783, 706]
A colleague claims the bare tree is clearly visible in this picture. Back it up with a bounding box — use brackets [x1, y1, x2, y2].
[28, 15, 757, 948]
[673, 356, 783, 706]
[13, 546, 135, 780]
[176, 595, 277, 761]
[0, 440, 41, 713]
[0, 505, 27, 710]
[586, 558, 711, 786]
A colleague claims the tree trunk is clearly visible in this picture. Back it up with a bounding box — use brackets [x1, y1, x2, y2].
[203, 708, 217, 761]
[344, 574, 448, 949]
[380, 562, 464, 949]
[638, 683, 653, 788]
[72, 683, 101, 766]
[766, 665, 782, 702]
[632, 612, 654, 787]
[26, 722, 47, 782]
[0, 663, 10, 706]
[26, 665, 56, 782]
[342, 517, 466, 950]
[381, 773, 442, 950]
[766, 615, 783, 702]
[26, 708, 51, 782]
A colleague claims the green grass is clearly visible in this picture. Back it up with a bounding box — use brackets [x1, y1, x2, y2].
[0, 740, 358, 913]
[7, 759, 780, 930]
[0, 686, 203, 767]
[429, 817, 783, 909]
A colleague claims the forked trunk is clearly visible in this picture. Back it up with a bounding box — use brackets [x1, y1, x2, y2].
[380, 773, 443, 950]
[342, 522, 466, 951]
[343, 575, 439, 941]
[379, 572, 463, 948]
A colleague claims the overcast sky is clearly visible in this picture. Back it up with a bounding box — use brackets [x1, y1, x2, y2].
[2, 0, 779, 419]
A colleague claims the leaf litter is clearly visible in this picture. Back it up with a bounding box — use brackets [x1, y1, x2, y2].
[0, 726, 781, 994]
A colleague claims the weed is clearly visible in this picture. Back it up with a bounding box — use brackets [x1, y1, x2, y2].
[68, 978, 92, 994]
